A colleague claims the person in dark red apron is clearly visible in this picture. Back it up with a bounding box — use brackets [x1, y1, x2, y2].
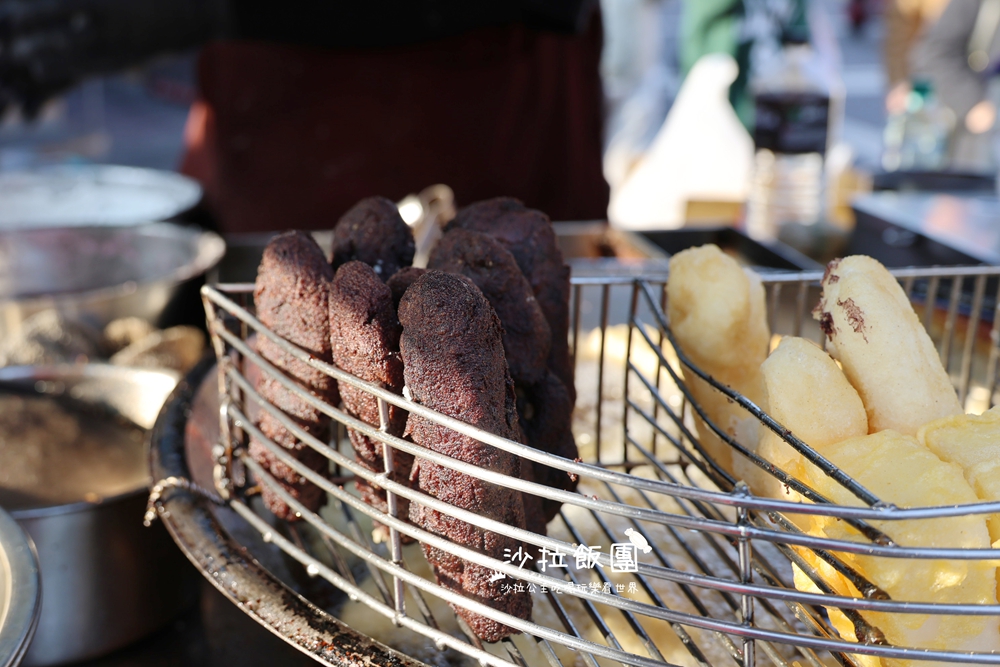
[0, 1, 608, 232]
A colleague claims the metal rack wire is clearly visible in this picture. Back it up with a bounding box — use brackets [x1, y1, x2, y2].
[190, 264, 1000, 667]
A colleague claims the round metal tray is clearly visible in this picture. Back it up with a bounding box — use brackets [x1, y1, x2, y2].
[148, 359, 425, 667]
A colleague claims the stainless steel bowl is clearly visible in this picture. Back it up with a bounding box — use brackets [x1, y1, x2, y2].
[0, 365, 198, 666]
[0, 165, 202, 229]
[0, 506, 39, 667]
[0, 223, 225, 339]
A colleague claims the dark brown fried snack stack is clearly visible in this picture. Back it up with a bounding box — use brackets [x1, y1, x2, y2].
[387, 267, 427, 312]
[329, 261, 413, 538]
[399, 271, 531, 643]
[516, 371, 579, 522]
[439, 207, 579, 526]
[448, 197, 574, 403]
[428, 228, 550, 385]
[251, 231, 337, 521]
[332, 196, 415, 279]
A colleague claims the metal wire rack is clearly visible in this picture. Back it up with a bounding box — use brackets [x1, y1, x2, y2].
[179, 264, 1000, 667]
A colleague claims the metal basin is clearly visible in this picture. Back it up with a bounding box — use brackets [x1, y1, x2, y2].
[0, 165, 202, 229]
[0, 223, 225, 339]
[0, 365, 198, 666]
[0, 507, 39, 667]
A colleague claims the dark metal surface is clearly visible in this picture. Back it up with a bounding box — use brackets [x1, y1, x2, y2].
[0, 166, 202, 229]
[148, 358, 429, 667]
[850, 191, 1000, 266]
[639, 226, 823, 271]
[72, 577, 325, 667]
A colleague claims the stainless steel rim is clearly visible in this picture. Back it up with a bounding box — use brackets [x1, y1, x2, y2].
[0, 507, 40, 667]
[2, 222, 225, 306]
[0, 364, 179, 520]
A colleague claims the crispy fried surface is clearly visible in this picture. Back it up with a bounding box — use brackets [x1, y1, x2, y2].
[429, 228, 551, 385]
[814, 256, 961, 435]
[666, 244, 769, 474]
[800, 430, 1000, 661]
[251, 231, 336, 519]
[399, 271, 531, 642]
[449, 197, 573, 401]
[918, 407, 1000, 571]
[387, 267, 427, 312]
[330, 261, 413, 527]
[332, 196, 415, 279]
[735, 337, 868, 498]
[516, 370, 579, 523]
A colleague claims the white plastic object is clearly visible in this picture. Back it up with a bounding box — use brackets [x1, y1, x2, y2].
[608, 53, 753, 231]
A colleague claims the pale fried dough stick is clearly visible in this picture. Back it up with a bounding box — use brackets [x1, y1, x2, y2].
[666, 244, 769, 474]
[800, 430, 1000, 664]
[918, 407, 1000, 595]
[734, 337, 868, 498]
[814, 256, 961, 435]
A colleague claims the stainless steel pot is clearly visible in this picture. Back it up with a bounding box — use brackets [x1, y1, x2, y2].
[0, 365, 199, 666]
[0, 506, 39, 667]
[0, 165, 202, 229]
[0, 223, 225, 340]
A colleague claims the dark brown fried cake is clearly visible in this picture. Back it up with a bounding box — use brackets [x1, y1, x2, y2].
[332, 196, 415, 279]
[516, 370, 579, 522]
[386, 266, 427, 312]
[251, 231, 336, 520]
[399, 271, 531, 643]
[428, 228, 551, 385]
[329, 261, 413, 534]
[448, 197, 574, 402]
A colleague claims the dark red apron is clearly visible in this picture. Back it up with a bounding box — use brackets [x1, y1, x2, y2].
[180, 17, 608, 233]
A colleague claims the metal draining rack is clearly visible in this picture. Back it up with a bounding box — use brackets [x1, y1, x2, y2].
[151, 264, 1000, 667]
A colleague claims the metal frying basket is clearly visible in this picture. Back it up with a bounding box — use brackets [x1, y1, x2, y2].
[148, 264, 1000, 667]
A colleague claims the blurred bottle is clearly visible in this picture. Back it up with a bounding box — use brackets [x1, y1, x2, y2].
[745, 29, 836, 241]
[882, 80, 953, 172]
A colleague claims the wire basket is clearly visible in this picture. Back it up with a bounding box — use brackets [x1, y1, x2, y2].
[164, 264, 1000, 667]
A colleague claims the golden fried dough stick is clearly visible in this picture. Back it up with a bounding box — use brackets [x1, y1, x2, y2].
[666, 244, 769, 473]
[799, 430, 1000, 663]
[813, 256, 961, 435]
[734, 336, 868, 498]
[918, 407, 1000, 577]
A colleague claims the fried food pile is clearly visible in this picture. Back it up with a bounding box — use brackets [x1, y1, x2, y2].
[249, 196, 578, 642]
[329, 260, 412, 540]
[666, 245, 1000, 663]
[399, 271, 532, 641]
[250, 231, 338, 520]
[666, 244, 769, 473]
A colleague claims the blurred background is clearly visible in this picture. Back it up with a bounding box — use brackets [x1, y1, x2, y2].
[1, 0, 995, 269]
